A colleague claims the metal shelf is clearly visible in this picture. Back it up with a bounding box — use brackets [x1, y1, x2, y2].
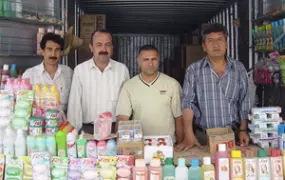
[0, 16, 62, 26]
[253, 9, 285, 24]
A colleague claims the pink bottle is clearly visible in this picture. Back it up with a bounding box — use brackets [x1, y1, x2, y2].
[215, 144, 230, 180]
[148, 159, 162, 180]
[86, 140, 97, 159]
[4, 78, 14, 91]
[133, 159, 148, 180]
[20, 78, 32, 90]
[94, 112, 112, 139]
[97, 140, 106, 157]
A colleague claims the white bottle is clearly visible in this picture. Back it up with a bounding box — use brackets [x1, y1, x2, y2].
[176, 158, 188, 180]
[67, 129, 78, 158]
[15, 129, 26, 156]
[15, 0, 22, 18]
[3, 127, 15, 156]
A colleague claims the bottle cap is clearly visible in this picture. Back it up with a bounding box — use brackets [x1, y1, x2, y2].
[3, 64, 9, 71]
[165, 158, 173, 165]
[270, 149, 281, 157]
[10, 64, 16, 70]
[178, 158, 186, 166]
[218, 144, 227, 152]
[203, 157, 211, 165]
[231, 150, 242, 158]
[257, 150, 268, 157]
[191, 158, 199, 167]
[245, 150, 256, 158]
[135, 159, 145, 167]
[150, 158, 161, 167]
[97, 140, 106, 146]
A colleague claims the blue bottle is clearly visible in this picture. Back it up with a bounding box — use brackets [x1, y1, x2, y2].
[106, 139, 116, 156]
[188, 158, 202, 180]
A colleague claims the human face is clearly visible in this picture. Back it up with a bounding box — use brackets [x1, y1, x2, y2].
[42, 40, 62, 66]
[202, 32, 227, 59]
[89, 32, 113, 63]
[138, 50, 159, 76]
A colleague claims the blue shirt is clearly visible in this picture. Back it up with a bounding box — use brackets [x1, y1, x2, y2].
[182, 57, 251, 129]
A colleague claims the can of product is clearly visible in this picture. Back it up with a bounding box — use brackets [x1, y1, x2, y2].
[45, 118, 59, 127]
[29, 126, 43, 136]
[44, 110, 60, 119]
[45, 126, 58, 135]
[29, 116, 44, 127]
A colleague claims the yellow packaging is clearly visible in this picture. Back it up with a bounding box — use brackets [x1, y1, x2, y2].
[230, 150, 244, 180]
[21, 156, 33, 180]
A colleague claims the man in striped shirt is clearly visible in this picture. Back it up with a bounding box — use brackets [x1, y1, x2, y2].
[176, 23, 251, 151]
[67, 29, 130, 133]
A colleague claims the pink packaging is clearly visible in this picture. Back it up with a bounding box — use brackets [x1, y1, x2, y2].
[116, 155, 135, 180]
[94, 112, 112, 139]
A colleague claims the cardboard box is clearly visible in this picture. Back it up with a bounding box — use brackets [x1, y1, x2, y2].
[185, 45, 205, 68]
[206, 127, 235, 154]
[96, 14, 106, 29]
[80, 15, 97, 39]
[117, 141, 144, 159]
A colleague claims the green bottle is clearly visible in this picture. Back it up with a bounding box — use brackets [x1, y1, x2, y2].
[56, 130, 67, 157]
[163, 158, 175, 180]
[76, 132, 87, 158]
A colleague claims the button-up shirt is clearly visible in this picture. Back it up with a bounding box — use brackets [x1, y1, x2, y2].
[67, 58, 130, 130]
[182, 57, 251, 129]
[22, 62, 73, 111]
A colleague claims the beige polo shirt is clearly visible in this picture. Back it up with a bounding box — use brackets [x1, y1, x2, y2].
[116, 72, 183, 142]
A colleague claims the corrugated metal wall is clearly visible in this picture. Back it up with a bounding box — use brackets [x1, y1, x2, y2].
[113, 34, 180, 77]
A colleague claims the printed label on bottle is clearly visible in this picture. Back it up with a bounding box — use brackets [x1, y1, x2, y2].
[3, 146, 14, 156]
[218, 158, 230, 180]
[150, 170, 160, 180]
[258, 158, 270, 178]
[271, 157, 283, 179]
[136, 172, 145, 180]
[204, 170, 215, 180]
[163, 176, 175, 180]
[58, 149, 66, 157]
[232, 159, 243, 179]
[245, 159, 257, 180]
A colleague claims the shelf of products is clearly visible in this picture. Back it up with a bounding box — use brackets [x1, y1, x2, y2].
[0, 16, 62, 26]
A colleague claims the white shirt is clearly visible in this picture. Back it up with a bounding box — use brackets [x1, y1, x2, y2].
[22, 62, 73, 111]
[67, 58, 130, 130]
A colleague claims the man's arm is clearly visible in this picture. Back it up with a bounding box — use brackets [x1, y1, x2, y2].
[175, 116, 183, 144]
[67, 68, 83, 131]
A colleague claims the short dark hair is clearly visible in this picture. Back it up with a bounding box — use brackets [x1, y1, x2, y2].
[40, 33, 64, 50]
[138, 45, 159, 54]
[202, 23, 228, 43]
[90, 29, 112, 45]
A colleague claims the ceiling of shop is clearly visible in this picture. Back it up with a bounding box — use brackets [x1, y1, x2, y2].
[77, 0, 233, 34]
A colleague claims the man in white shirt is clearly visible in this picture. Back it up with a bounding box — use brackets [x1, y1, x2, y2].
[68, 29, 130, 134]
[23, 33, 73, 111]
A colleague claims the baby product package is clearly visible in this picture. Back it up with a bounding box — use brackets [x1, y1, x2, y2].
[0, 90, 14, 127]
[94, 112, 112, 140]
[5, 155, 23, 180]
[51, 156, 68, 180]
[80, 158, 97, 180]
[68, 158, 81, 180]
[21, 156, 33, 180]
[97, 156, 116, 179]
[31, 152, 51, 180]
[0, 154, 4, 180]
[116, 155, 135, 180]
[12, 90, 34, 130]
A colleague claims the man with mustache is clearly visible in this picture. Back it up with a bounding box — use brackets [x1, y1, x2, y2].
[176, 23, 251, 151]
[68, 29, 129, 133]
[115, 45, 184, 144]
[22, 33, 73, 111]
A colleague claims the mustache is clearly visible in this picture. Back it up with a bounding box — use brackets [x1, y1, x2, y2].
[49, 57, 57, 60]
[99, 51, 108, 55]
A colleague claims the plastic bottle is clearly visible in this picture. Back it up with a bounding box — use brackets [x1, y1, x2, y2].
[36, 136, 46, 152]
[46, 135, 56, 156]
[149, 158, 162, 180]
[162, 158, 175, 180]
[0, 128, 3, 154]
[3, 127, 14, 155]
[244, 150, 257, 180]
[56, 130, 67, 157]
[14, 0, 22, 18]
[0, 64, 10, 89]
[175, 158, 188, 180]
[37, 28, 45, 55]
[215, 144, 230, 180]
[97, 140, 106, 156]
[26, 135, 37, 156]
[106, 139, 116, 156]
[76, 131, 87, 158]
[230, 150, 244, 180]
[15, 129, 26, 156]
[67, 128, 77, 158]
[4, 78, 14, 91]
[257, 150, 270, 180]
[133, 159, 148, 180]
[41, 85, 50, 109]
[33, 84, 42, 116]
[20, 78, 32, 90]
[10, 64, 17, 78]
[50, 85, 60, 108]
[86, 140, 97, 158]
[202, 157, 215, 180]
[12, 78, 20, 94]
[188, 158, 201, 180]
[270, 149, 282, 180]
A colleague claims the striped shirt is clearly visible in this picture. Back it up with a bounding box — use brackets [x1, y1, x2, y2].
[67, 58, 130, 130]
[22, 62, 73, 111]
[182, 57, 251, 129]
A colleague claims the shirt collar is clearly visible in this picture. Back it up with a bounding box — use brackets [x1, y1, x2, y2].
[88, 58, 113, 72]
[139, 72, 160, 86]
[202, 56, 233, 69]
[38, 62, 62, 75]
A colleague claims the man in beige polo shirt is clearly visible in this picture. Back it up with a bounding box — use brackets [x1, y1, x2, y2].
[116, 45, 184, 143]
